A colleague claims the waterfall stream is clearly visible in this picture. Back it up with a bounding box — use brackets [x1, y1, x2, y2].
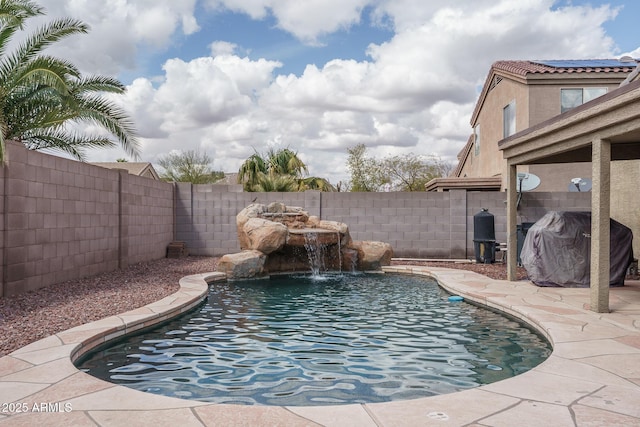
[303, 232, 326, 276]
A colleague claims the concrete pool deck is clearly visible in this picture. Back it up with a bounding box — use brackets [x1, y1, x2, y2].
[1, 265, 640, 426]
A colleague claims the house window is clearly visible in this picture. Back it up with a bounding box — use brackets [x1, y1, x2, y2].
[561, 87, 607, 113]
[503, 101, 516, 138]
[474, 125, 480, 156]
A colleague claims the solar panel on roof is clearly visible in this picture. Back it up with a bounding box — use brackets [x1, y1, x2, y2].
[534, 59, 637, 68]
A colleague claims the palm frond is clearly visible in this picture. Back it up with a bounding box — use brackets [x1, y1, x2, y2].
[238, 151, 267, 189]
[9, 55, 79, 93]
[5, 17, 88, 69]
[71, 75, 126, 94]
[22, 128, 116, 161]
[0, 2, 132, 163]
[299, 176, 336, 192]
[250, 173, 298, 192]
[72, 93, 140, 159]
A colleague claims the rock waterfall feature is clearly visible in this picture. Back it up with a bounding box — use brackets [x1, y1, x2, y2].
[216, 202, 393, 280]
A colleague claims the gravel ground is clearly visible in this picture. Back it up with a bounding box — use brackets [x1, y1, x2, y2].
[0, 256, 217, 357]
[0, 256, 523, 357]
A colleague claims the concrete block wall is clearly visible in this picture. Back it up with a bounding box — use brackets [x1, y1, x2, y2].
[176, 185, 317, 256]
[1, 142, 174, 296]
[2, 142, 119, 295]
[0, 141, 595, 297]
[466, 191, 507, 255]
[517, 191, 592, 223]
[179, 188, 593, 260]
[321, 191, 457, 258]
[176, 183, 238, 257]
[121, 172, 174, 265]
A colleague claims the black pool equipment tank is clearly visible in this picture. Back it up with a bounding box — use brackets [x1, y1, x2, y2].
[473, 208, 496, 264]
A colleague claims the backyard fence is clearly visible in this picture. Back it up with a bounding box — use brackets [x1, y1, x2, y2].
[1, 142, 591, 297]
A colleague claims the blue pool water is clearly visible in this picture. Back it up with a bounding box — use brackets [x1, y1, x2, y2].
[77, 273, 551, 406]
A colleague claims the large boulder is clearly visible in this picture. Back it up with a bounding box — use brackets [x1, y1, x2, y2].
[319, 220, 352, 246]
[236, 203, 265, 249]
[216, 250, 266, 279]
[341, 247, 359, 272]
[267, 202, 286, 213]
[243, 217, 288, 254]
[350, 241, 394, 271]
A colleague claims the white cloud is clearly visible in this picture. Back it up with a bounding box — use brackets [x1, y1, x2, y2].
[206, 0, 369, 44]
[210, 41, 238, 56]
[36, 0, 200, 74]
[621, 48, 640, 59]
[33, 1, 628, 185]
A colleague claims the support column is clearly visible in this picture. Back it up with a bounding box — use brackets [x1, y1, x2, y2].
[591, 138, 611, 313]
[506, 163, 518, 281]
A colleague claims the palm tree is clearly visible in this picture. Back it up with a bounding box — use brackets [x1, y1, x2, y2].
[237, 151, 267, 190]
[238, 147, 335, 192]
[265, 147, 308, 177]
[251, 173, 298, 192]
[298, 176, 335, 192]
[0, 0, 139, 162]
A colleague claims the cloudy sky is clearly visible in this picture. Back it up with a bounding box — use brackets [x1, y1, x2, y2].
[32, 0, 640, 185]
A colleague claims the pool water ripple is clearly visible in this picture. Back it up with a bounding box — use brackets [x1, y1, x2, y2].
[78, 273, 551, 406]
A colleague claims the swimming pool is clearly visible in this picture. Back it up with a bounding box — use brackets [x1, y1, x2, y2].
[77, 273, 551, 406]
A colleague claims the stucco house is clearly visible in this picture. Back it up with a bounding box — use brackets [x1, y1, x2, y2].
[426, 59, 636, 192]
[424, 58, 640, 312]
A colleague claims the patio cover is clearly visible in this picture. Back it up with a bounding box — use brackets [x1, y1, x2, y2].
[499, 79, 640, 312]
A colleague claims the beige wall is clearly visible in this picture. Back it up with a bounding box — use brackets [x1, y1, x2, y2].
[611, 161, 640, 258]
[1, 142, 174, 297]
[460, 78, 529, 179]
[461, 75, 624, 193]
[528, 82, 622, 126]
[523, 163, 592, 192]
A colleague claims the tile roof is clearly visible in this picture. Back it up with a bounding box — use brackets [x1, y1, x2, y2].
[493, 59, 636, 76]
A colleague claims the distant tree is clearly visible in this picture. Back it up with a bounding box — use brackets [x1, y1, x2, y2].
[346, 144, 383, 192]
[157, 150, 224, 183]
[116, 158, 128, 162]
[346, 144, 452, 192]
[379, 153, 452, 191]
[237, 147, 335, 192]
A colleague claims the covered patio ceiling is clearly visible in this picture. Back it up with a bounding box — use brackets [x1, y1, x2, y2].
[499, 79, 640, 313]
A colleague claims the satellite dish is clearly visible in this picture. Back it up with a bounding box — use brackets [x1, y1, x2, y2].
[516, 173, 541, 192]
[568, 177, 592, 192]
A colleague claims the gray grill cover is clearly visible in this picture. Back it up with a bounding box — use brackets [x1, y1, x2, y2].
[521, 211, 634, 287]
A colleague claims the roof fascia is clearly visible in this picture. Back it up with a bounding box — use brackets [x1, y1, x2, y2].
[470, 67, 527, 126]
[453, 134, 474, 177]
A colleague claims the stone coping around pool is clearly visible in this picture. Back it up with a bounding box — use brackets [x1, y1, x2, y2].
[1, 266, 640, 426]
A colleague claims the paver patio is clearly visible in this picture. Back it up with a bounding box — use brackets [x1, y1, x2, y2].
[1, 265, 639, 426]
